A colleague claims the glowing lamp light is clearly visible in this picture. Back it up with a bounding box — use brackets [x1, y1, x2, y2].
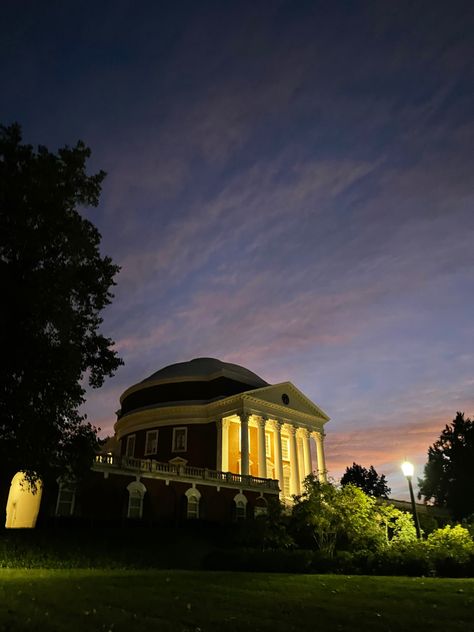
[400, 459, 421, 539]
[401, 461, 414, 478]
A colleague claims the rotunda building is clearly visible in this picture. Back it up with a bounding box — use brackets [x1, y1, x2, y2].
[112, 357, 329, 492]
[56, 358, 330, 525]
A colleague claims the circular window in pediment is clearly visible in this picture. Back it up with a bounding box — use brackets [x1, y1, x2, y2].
[281, 393, 290, 405]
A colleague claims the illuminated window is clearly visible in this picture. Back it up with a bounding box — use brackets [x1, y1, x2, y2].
[126, 481, 146, 519]
[55, 484, 76, 517]
[172, 427, 187, 452]
[265, 432, 271, 454]
[237, 458, 254, 475]
[283, 474, 291, 497]
[125, 435, 136, 458]
[281, 437, 290, 460]
[233, 492, 247, 520]
[185, 487, 201, 519]
[144, 430, 158, 456]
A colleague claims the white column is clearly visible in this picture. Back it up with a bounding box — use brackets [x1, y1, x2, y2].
[216, 419, 222, 471]
[221, 418, 230, 471]
[297, 432, 305, 485]
[313, 431, 327, 482]
[288, 424, 301, 496]
[240, 412, 250, 476]
[302, 428, 312, 477]
[273, 420, 284, 493]
[257, 416, 267, 478]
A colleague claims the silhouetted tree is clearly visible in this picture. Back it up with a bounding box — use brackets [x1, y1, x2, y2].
[418, 412, 474, 520]
[0, 123, 122, 521]
[340, 462, 391, 498]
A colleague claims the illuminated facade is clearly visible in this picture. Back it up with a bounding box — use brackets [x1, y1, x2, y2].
[88, 358, 330, 522]
[6, 358, 330, 527]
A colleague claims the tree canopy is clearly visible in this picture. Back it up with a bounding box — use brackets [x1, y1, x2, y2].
[418, 412, 474, 520]
[0, 123, 122, 493]
[340, 462, 391, 498]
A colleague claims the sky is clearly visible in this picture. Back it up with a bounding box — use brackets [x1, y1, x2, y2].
[2, 1, 473, 498]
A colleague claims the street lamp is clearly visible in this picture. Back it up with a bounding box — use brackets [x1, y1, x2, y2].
[401, 460, 421, 539]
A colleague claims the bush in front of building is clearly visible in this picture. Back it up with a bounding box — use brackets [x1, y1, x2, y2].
[0, 524, 217, 569]
[426, 524, 474, 577]
[288, 475, 417, 555]
[227, 497, 295, 551]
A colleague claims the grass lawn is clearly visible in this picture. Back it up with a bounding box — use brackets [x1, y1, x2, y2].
[0, 570, 473, 632]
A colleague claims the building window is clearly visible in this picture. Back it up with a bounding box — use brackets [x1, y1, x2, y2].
[254, 496, 268, 517]
[128, 493, 142, 519]
[185, 487, 201, 519]
[283, 473, 291, 497]
[233, 492, 248, 520]
[172, 427, 187, 452]
[125, 435, 136, 458]
[281, 436, 290, 461]
[265, 432, 272, 455]
[144, 430, 158, 456]
[236, 500, 246, 520]
[126, 481, 146, 519]
[237, 459, 253, 475]
[55, 484, 76, 517]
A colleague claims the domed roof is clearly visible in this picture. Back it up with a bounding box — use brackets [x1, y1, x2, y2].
[119, 357, 269, 416]
[141, 357, 268, 388]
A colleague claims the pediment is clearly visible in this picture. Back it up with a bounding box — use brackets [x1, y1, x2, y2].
[169, 457, 188, 466]
[243, 382, 330, 422]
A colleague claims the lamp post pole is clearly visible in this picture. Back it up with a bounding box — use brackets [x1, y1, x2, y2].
[401, 461, 421, 539]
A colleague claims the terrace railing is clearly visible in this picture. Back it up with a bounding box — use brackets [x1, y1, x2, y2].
[94, 453, 280, 491]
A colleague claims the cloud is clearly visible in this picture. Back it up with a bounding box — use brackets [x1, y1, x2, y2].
[13, 1, 469, 501]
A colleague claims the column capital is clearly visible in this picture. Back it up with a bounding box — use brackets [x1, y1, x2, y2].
[286, 424, 298, 436]
[239, 412, 250, 424]
[301, 427, 311, 439]
[272, 419, 283, 432]
[256, 416, 267, 429]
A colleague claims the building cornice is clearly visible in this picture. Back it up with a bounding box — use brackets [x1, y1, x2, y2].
[114, 383, 329, 438]
[242, 394, 326, 431]
[114, 393, 246, 438]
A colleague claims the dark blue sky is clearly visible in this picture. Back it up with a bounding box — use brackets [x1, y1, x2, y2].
[3, 1, 473, 496]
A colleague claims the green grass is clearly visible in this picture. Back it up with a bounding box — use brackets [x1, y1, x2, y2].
[0, 570, 473, 631]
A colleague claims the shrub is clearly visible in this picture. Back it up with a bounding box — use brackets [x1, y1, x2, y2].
[290, 477, 388, 555]
[427, 525, 474, 561]
[426, 525, 474, 577]
[377, 542, 432, 576]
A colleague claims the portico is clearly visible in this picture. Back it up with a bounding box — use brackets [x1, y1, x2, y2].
[215, 382, 329, 501]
